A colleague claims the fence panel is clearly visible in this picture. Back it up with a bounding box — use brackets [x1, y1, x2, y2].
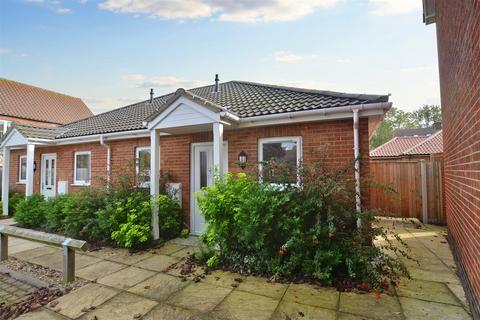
[369, 157, 444, 224]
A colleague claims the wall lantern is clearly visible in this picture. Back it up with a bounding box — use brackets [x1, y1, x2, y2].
[33, 161, 37, 172]
[237, 151, 247, 169]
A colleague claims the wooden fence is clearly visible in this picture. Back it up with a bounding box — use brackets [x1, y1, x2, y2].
[369, 155, 444, 224]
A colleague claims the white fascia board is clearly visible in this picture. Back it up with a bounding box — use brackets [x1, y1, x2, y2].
[40, 102, 390, 145]
[236, 102, 391, 129]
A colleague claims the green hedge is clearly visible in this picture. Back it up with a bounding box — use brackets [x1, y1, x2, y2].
[198, 163, 409, 290]
[14, 187, 183, 249]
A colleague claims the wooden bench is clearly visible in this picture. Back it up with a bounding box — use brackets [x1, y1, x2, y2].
[0, 225, 87, 283]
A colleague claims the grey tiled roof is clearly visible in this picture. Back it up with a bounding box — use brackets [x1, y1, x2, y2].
[18, 81, 390, 140]
[9, 123, 61, 140]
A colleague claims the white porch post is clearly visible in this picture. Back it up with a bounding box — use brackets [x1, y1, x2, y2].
[25, 144, 35, 197]
[213, 122, 224, 178]
[2, 147, 10, 215]
[150, 129, 160, 240]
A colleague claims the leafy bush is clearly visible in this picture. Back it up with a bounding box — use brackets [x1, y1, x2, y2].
[14, 194, 48, 228]
[198, 162, 409, 290]
[62, 188, 106, 239]
[44, 195, 71, 232]
[156, 195, 182, 239]
[9, 190, 24, 216]
[111, 198, 152, 248]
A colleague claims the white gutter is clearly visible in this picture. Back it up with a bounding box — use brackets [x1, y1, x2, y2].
[352, 109, 362, 227]
[100, 135, 111, 186]
[239, 102, 391, 124]
[54, 129, 153, 145]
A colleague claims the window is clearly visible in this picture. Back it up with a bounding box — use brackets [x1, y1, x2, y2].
[258, 137, 302, 184]
[18, 156, 27, 183]
[74, 151, 91, 185]
[136, 147, 151, 188]
[0, 120, 11, 139]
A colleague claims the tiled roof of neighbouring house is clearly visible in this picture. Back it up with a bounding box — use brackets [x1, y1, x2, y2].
[370, 131, 443, 158]
[0, 78, 93, 125]
[404, 130, 443, 155]
[56, 81, 389, 139]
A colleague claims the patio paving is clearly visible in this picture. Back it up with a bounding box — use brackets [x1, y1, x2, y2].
[0, 218, 472, 320]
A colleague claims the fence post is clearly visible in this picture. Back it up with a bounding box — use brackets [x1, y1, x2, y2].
[420, 160, 428, 224]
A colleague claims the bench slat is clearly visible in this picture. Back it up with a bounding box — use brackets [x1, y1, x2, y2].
[0, 225, 87, 251]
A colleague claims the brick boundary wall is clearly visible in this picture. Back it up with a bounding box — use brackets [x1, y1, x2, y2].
[449, 234, 480, 318]
[435, 1, 480, 317]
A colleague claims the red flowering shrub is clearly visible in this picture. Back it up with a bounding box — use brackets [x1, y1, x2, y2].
[198, 159, 409, 290]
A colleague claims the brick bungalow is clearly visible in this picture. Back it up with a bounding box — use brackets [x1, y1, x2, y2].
[423, 0, 480, 317]
[0, 80, 391, 237]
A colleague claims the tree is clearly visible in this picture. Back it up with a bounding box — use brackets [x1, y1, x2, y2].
[411, 105, 442, 128]
[370, 105, 441, 149]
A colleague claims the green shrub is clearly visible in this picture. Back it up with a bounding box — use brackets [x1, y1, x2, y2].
[62, 188, 106, 239]
[9, 190, 24, 216]
[111, 197, 151, 248]
[198, 164, 409, 290]
[44, 195, 71, 232]
[14, 194, 48, 228]
[156, 195, 182, 239]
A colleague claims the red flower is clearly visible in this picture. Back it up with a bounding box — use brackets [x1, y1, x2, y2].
[359, 282, 366, 290]
[375, 291, 381, 301]
[279, 247, 287, 256]
[328, 232, 334, 239]
[352, 240, 356, 245]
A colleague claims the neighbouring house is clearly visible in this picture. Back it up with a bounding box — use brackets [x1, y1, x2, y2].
[370, 129, 443, 161]
[423, 0, 480, 317]
[0, 78, 93, 173]
[0, 78, 93, 134]
[0, 79, 391, 238]
[369, 130, 444, 224]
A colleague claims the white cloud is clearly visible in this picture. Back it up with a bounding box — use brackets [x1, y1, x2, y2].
[84, 96, 143, 114]
[273, 51, 351, 64]
[98, 0, 338, 22]
[0, 48, 10, 54]
[121, 73, 146, 81]
[400, 66, 435, 72]
[369, 0, 421, 16]
[273, 51, 304, 63]
[54, 7, 71, 14]
[139, 76, 209, 89]
[24, 0, 44, 3]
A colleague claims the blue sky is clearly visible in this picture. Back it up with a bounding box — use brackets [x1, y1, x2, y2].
[0, 0, 439, 114]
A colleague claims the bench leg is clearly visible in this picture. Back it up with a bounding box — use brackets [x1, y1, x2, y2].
[0, 234, 7, 261]
[63, 246, 75, 283]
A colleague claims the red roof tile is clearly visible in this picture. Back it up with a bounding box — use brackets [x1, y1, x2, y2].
[404, 130, 443, 155]
[370, 136, 429, 158]
[0, 78, 93, 125]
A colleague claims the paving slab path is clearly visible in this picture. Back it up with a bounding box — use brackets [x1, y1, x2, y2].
[0, 218, 473, 320]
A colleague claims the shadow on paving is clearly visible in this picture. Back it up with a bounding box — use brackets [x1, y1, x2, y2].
[3, 220, 473, 320]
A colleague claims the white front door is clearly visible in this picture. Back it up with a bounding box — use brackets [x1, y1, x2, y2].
[41, 154, 56, 198]
[191, 143, 228, 235]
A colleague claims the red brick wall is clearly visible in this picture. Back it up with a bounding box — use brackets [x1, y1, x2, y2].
[435, 0, 480, 314]
[8, 118, 370, 227]
[0, 115, 59, 127]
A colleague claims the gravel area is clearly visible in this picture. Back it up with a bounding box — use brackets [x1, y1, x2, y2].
[0, 258, 89, 319]
[0, 257, 88, 288]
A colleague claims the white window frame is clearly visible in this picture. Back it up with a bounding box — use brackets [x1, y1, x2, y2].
[258, 136, 302, 185]
[0, 120, 12, 137]
[136, 146, 151, 188]
[73, 151, 91, 186]
[18, 155, 27, 184]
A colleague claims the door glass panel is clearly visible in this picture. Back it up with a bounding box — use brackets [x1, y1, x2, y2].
[50, 159, 55, 185]
[44, 160, 49, 185]
[200, 151, 207, 188]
